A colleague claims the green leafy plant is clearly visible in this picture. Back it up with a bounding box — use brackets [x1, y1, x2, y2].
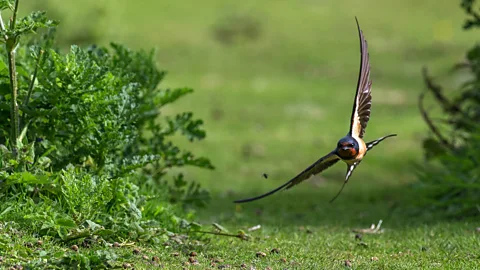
[416, 0, 480, 217]
[0, 0, 213, 257]
[0, 1, 57, 151]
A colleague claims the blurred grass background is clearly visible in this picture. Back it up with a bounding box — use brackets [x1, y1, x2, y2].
[20, 1, 480, 268]
[23, 0, 477, 217]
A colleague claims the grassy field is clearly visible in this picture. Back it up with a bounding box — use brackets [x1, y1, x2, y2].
[17, 0, 480, 268]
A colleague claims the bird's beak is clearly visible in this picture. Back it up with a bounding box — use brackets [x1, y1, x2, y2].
[342, 146, 349, 151]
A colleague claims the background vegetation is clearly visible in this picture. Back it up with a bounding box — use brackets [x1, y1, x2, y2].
[0, 0, 477, 269]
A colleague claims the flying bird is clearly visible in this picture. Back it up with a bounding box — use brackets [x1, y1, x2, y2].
[234, 17, 397, 204]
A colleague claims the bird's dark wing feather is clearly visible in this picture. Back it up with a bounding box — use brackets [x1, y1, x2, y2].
[349, 17, 372, 139]
[234, 151, 340, 203]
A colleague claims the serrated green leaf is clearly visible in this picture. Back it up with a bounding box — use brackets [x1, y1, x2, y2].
[20, 171, 36, 182]
[86, 220, 102, 231]
[13, 11, 58, 38]
[55, 217, 76, 228]
[0, 0, 13, 11]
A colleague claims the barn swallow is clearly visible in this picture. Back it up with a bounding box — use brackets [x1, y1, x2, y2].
[234, 17, 397, 204]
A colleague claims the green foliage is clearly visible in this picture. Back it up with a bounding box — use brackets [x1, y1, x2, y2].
[0, 0, 213, 261]
[415, 132, 480, 217]
[0, 19, 213, 177]
[416, 0, 480, 217]
[0, 166, 182, 242]
[461, 0, 480, 29]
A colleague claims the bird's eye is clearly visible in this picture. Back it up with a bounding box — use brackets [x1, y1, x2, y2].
[349, 143, 354, 147]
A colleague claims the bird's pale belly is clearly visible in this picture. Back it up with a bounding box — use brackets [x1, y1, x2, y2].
[352, 136, 367, 160]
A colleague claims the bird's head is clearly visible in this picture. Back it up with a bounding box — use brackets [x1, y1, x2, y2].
[336, 136, 359, 159]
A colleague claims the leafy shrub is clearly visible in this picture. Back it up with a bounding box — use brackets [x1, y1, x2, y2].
[414, 131, 480, 217]
[0, 42, 213, 173]
[0, 0, 212, 247]
[416, 0, 480, 217]
[0, 166, 183, 242]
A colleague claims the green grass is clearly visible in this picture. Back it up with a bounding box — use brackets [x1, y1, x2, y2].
[9, 0, 480, 268]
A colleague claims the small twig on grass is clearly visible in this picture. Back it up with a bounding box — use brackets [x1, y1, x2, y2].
[62, 230, 92, 242]
[248, 224, 261, 232]
[352, 219, 384, 234]
[189, 230, 250, 240]
[373, 219, 383, 233]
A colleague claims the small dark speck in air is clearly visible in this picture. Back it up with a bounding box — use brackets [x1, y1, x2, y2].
[262, 173, 268, 179]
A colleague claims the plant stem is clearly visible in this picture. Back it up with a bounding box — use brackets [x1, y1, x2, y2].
[5, 0, 20, 153]
[19, 48, 45, 153]
[10, 0, 20, 30]
[0, 13, 6, 40]
[22, 50, 44, 125]
[8, 47, 18, 146]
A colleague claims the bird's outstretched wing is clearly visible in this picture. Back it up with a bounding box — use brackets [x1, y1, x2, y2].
[234, 151, 340, 203]
[349, 17, 372, 139]
[366, 134, 397, 151]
